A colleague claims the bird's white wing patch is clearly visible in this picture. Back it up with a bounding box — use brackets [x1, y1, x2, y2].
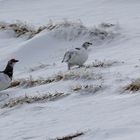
[62, 50, 78, 62]
[0, 73, 11, 91]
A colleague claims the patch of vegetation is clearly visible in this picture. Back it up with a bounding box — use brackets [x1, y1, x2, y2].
[100, 22, 115, 28]
[0, 20, 120, 41]
[9, 75, 63, 88]
[71, 84, 103, 94]
[1, 92, 69, 108]
[50, 20, 120, 41]
[61, 70, 102, 81]
[0, 21, 53, 39]
[86, 60, 122, 68]
[124, 79, 140, 92]
[10, 70, 102, 89]
[0, 21, 36, 38]
[51, 132, 84, 140]
[9, 80, 21, 88]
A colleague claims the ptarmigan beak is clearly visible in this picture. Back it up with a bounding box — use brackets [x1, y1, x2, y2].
[10, 59, 19, 63]
[14, 59, 19, 63]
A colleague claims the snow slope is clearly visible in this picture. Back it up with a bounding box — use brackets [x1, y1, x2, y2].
[1, 0, 140, 140]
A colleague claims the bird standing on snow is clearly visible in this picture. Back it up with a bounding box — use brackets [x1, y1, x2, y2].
[62, 42, 92, 70]
[0, 59, 19, 91]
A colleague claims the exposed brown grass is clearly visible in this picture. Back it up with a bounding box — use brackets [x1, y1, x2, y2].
[0, 21, 50, 39]
[9, 80, 20, 88]
[9, 75, 64, 88]
[124, 79, 140, 92]
[86, 60, 121, 68]
[61, 71, 102, 81]
[100, 23, 115, 28]
[51, 132, 84, 140]
[71, 84, 103, 94]
[0, 22, 36, 38]
[0, 21, 119, 41]
[10, 70, 102, 89]
[1, 92, 69, 108]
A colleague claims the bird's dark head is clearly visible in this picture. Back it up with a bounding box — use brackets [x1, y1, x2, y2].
[3, 59, 19, 79]
[8, 59, 19, 66]
[82, 42, 92, 49]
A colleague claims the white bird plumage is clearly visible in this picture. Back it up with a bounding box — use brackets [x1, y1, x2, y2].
[0, 59, 19, 91]
[0, 73, 11, 91]
[62, 42, 92, 70]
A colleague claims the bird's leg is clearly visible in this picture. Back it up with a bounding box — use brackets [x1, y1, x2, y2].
[68, 63, 71, 70]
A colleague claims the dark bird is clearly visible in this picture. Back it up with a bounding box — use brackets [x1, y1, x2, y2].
[0, 59, 19, 91]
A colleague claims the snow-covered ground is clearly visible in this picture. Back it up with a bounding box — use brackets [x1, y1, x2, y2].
[0, 0, 140, 140]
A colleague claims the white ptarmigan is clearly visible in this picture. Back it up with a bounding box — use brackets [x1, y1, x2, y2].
[0, 59, 19, 91]
[62, 42, 92, 70]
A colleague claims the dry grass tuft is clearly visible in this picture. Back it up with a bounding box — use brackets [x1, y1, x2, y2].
[0, 21, 119, 41]
[10, 70, 102, 89]
[10, 75, 64, 88]
[100, 23, 115, 28]
[61, 70, 102, 81]
[51, 132, 84, 140]
[0, 21, 50, 39]
[9, 80, 20, 88]
[50, 21, 119, 41]
[86, 60, 122, 68]
[124, 79, 140, 92]
[1, 92, 69, 108]
[0, 22, 36, 38]
[71, 84, 103, 94]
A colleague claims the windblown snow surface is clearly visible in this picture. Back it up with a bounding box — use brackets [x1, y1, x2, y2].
[0, 0, 140, 140]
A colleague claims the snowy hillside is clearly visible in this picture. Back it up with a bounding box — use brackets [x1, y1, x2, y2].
[0, 0, 140, 140]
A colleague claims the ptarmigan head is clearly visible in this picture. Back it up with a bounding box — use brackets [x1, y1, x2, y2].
[3, 59, 19, 80]
[8, 59, 19, 67]
[82, 42, 92, 49]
